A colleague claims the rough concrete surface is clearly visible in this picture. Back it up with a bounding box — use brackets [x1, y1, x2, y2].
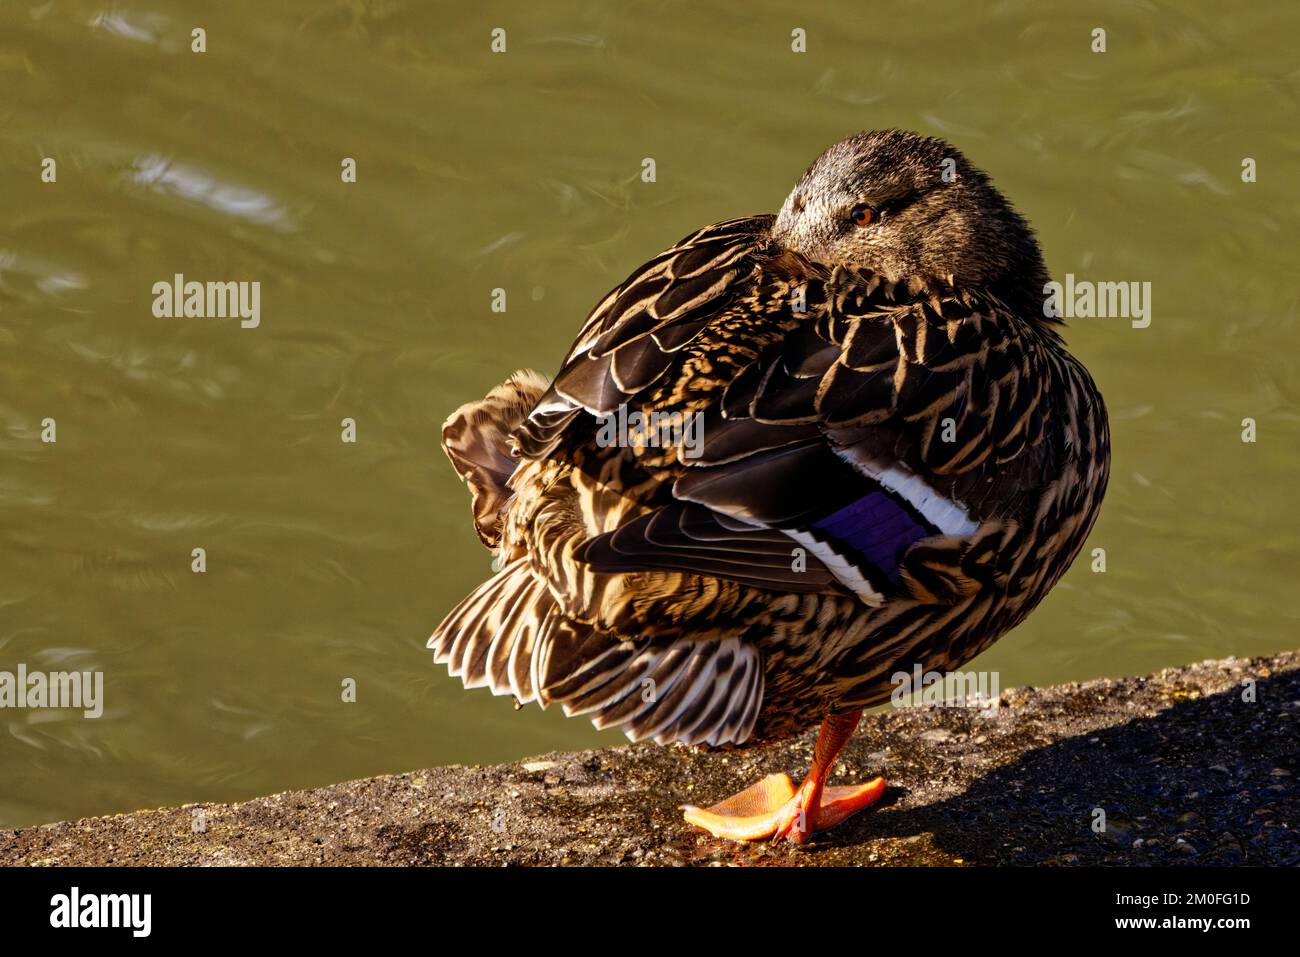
[2, 652, 1295, 867]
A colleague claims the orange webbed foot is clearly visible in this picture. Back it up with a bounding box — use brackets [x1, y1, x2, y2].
[682, 772, 885, 843]
[681, 773, 799, 842]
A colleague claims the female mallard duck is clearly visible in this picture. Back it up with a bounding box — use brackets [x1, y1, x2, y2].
[430, 129, 1109, 842]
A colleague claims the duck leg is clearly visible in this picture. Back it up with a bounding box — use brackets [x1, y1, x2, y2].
[681, 709, 885, 843]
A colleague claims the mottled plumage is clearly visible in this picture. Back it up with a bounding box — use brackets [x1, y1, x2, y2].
[429, 130, 1109, 839]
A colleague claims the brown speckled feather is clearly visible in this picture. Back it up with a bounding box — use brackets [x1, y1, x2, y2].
[431, 141, 1109, 748]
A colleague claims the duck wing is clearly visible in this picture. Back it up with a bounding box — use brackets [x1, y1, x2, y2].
[518, 221, 1060, 609]
[515, 215, 774, 459]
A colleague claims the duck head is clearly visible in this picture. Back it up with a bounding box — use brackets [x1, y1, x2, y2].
[771, 129, 1049, 308]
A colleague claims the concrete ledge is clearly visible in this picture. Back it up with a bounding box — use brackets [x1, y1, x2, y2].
[2, 651, 1296, 866]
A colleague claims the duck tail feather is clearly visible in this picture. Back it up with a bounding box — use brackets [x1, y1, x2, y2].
[430, 563, 764, 748]
[442, 369, 550, 547]
[428, 558, 551, 705]
[551, 635, 764, 748]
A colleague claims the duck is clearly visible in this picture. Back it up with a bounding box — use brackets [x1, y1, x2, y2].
[430, 129, 1110, 843]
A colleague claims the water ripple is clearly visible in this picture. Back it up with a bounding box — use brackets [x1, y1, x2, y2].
[129, 154, 296, 231]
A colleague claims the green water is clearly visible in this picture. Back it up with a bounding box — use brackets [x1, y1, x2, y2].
[1, 0, 1296, 828]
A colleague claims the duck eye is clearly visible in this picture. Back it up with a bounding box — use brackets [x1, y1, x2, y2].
[850, 203, 877, 227]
